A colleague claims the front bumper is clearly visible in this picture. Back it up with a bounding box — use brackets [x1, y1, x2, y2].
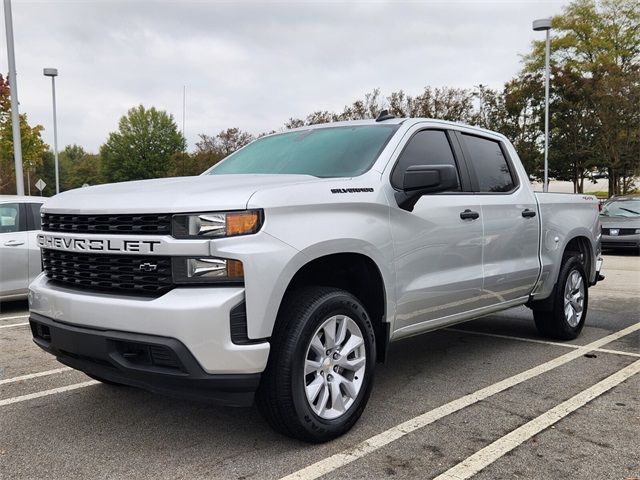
[28, 274, 270, 375]
[30, 313, 260, 406]
[601, 234, 640, 250]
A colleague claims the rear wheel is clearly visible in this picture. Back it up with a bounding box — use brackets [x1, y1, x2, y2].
[533, 255, 588, 340]
[257, 287, 376, 442]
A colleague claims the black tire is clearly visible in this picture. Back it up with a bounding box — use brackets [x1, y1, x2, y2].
[533, 255, 588, 340]
[256, 286, 377, 443]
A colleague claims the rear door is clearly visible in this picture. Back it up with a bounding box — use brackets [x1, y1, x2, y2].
[0, 202, 29, 297]
[388, 126, 484, 333]
[456, 132, 540, 304]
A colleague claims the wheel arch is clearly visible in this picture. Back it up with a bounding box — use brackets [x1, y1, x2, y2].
[276, 252, 390, 362]
[563, 235, 593, 280]
[531, 234, 594, 311]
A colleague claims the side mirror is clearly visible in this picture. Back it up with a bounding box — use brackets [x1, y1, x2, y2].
[395, 164, 458, 211]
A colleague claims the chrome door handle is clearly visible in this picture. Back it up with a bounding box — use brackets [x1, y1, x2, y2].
[4, 240, 24, 247]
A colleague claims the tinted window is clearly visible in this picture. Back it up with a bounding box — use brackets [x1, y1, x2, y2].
[208, 125, 398, 178]
[27, 203, 43, 230]
[461, 134, 515, 192]
[391, 130, 460, 190]
[0, 203, 21, 233]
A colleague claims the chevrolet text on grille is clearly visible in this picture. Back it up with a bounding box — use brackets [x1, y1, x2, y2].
[37, 234, 161, 253]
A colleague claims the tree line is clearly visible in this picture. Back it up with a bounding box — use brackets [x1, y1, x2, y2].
[0, 0, 637, 197]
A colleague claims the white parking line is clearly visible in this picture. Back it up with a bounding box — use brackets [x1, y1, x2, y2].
[279, 322, 640, 480]
[0, 380, 99, 407]
[0, 367, 72, 386]
[434, 358, 640, 480]
[0, 314, 29, 321]
[0, 322, 29, 329]
[446, 328, 640, 358]
[595, 347, 640, 358]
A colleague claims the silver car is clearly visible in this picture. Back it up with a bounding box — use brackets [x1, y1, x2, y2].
[600, 195, 640, 252]
[28, 118, 603, 442]
[0, 195, 46, 301]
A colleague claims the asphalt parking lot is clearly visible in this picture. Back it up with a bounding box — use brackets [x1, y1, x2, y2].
[1, 253, 638, 480]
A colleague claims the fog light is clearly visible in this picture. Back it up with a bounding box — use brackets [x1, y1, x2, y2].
[173, 257, 244, 284]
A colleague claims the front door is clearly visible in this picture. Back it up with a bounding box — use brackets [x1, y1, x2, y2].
[388, 128, 484, 334]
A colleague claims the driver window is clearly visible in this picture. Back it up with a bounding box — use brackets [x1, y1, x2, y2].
[391, 130, 461, 191]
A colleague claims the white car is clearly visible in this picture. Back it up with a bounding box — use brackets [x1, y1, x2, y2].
[0, 195, 46, 301]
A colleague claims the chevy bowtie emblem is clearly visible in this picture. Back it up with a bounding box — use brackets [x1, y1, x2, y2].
[139, 262, 158, 272]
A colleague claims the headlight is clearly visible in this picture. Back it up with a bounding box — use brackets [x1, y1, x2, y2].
[172, 257, 244, 284]
[172, 210, 262, 239]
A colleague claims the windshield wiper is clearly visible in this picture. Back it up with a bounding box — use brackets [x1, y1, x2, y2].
[619, 207, 640, 215]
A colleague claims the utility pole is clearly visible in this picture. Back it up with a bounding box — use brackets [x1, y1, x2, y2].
[44, 68, 60, 193]
[3, 0, 24, 195]
[533, 18, 552, 192]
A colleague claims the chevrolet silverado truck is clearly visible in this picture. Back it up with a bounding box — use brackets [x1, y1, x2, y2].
[29, 116, 603, 442]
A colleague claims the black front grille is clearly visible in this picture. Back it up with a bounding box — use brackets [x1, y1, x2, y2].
[42, 213, 172, 235]
[42, 249, 173, 296]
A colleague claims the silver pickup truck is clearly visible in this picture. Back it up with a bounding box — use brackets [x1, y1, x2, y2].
[29, 116, 603, 442]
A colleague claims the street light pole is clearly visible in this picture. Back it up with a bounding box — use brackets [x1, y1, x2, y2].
[44, 68, 60, 194]
[533, 18, 552, 192]
[3, 0, 24, 195]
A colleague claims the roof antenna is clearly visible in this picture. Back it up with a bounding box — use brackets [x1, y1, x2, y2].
[376, 109, 395, 122]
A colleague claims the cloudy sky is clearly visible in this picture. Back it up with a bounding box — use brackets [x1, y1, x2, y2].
[2, 0, 569, 152]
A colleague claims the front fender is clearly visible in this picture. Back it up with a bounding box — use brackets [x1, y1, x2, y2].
[249, 237, 396, 340]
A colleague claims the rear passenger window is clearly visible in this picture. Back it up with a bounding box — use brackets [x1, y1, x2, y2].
[391, 130, 460, 190]
[0, 203, 21, 233]
[461, 134, 515, 193]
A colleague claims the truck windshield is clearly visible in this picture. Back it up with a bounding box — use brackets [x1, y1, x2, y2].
[206, 125, 398, 178]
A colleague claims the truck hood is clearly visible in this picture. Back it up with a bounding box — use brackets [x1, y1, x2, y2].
[42, 174, 319, 214]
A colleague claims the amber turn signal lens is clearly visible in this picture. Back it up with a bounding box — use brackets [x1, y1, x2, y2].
[226, 259, 244, 278]
[226, 211, 261, 237]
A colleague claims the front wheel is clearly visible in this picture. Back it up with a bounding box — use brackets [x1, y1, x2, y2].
[533, 255, 588, 340]
[257, 287, 376, 442]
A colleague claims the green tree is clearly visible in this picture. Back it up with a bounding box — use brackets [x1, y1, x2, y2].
[167, 150, 224, 177]
[32, 151, 56, 196]
[215, 128, 254, 156]
[169, 128, 254, 176]
[0, 74, 48, 194]
[473, 78, 545, 179]
[59, 144, 86, 190]
[523, 0, 640, 194]
[58, 144, 103, 190]
[547, 66, 601, 192]
[100, 105, 185, 183]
